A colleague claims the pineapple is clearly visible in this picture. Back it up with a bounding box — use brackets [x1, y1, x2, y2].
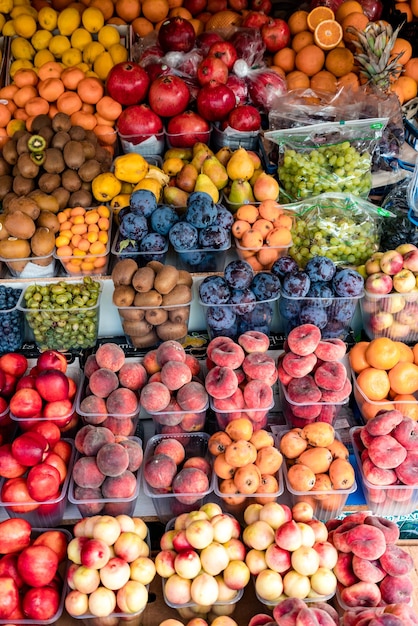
[346, 21, 404, 92]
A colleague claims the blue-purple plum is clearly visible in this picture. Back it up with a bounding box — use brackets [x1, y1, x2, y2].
[224, 260, 254, 290]
[282, 271, 311, 297]
[229, 288, 257, 315]
[332, 268, 364, 297]
[305, 256, 336, 282]
[251, 272, 281, 301]
[169, 221, 199, 250]
[199, 276, 231, 304]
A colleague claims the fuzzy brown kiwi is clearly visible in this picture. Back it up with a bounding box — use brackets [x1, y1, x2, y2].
[51, 131, 71, 150]
[112, 285, 136, 307]
[0, 215, 9, 241]
[81, 141, 96, 160]
[118, 308, 144, 322]
[168, 307, 190, 324]
[146, 260, 164, 273]
[42, 148, 65, 174]
[2, 192, 17, 211]
[78, 159, 101, 182]
[2, 141, 18, 165]
[122, 319, 153, 337]
[111, 258, 138, 286]
[129, 330, 158, 348]
[16, 133, 31, 155]
[63, 141, 85, 170]
[68, 125, 86, 141]
[51, 112, 71, 133]
[0, 157, 11, 176]
[0, 238, 31, 259]
[156, 321, 188, 341]
[16, 152, 39, 179]
[133, 290, 163, 307]
[80, 180, 92, 191]
[38, 172, 61, 194]
[161, 285, 192, 306]
[29, 192, 59, 214]
[31, 227, 56, 256]
[145, 308, 168, 326]
[51, 187, 70, 210]
[31, 114, 52, 133]
[0, 175, 13, 200]
[13, 175, 35, 195]
[37, 126, 54, 146]
[68, 189, 92, 207]
[154, 265, 179, 295]
[61, 169, 82, 192]
[4, 210, 36, 239]
[7, 197, 40, 220]
[36, 211, 60, 233]
[84, 129, 98, 144]
[178, 270, 193, 287]
[132, 266, 155, 293]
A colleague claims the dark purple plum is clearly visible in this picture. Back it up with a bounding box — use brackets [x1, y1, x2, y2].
[299, 304, 328, 328]
[306, 282, 334, 306]
[332, 299, 356, 323]
[139, 233, 167, 253]
[150, 205, 179, 235]
[130, 189, 157, 217]
[186, 192, 217, 228]
[169, 221, 199, 250]
[198, 225, 229, 249]
[224, 260, 254, 290]
[206, 305, 237, 332]
[332, 268, 364, 297]
[251, 272, 281, 301]
[279, 297, 301, 321]
[199, 276, 231, 304]
[305, 256, 336, 282]
[119, 213, 148, 240]
[322, 320, 347, 339]
[271, 256, 299, 280]
[238, 302, 274, 333]
[216, 205, 234, 230]
[282, 271, 311, 297]
[229, 288, 257, 315]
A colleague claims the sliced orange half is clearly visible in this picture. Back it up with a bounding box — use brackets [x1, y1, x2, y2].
[307, 6, 335, 31]
[314, 19, 343, 49]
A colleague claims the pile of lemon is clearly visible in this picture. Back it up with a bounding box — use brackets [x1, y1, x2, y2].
[1, 2, 128, 81]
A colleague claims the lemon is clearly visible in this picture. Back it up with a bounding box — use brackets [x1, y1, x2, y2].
[0, 15, 5, 32]
[83, 40, 105, 64]
[93, 50, 113, 80]
[57, 7, 81, 36]
[0, 0, 13, 13]
[31, 29, 53, 51]
[97, 24, 120, 50]
[109, 43, 128, 64]
[9, 58, 33, 78]
[11, 36, 35, 60]
[71, 27, 92, 51]
[13, 14, 37, 37]
[48, 34, 71, 59]
[34, 48, 55, 67]
[62, 47, 83, 67]
[2, 19, 15, 35]
[81, 7, 104, 34]
[11, 5, 37, 19]
[14, 0, 31, 6]
[37, 6, 58, 31]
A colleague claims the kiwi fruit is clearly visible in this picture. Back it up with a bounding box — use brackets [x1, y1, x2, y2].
[0, 157, 11, 176]
[145, 308, 168, 326]
[156, 321, 188, 341]
[27, 134, 47, 153]
[0, 215, 10, 241]
[7, 197, 40, 220]
[42, 148, 66, 174]
[68, 189, 92, 207]
[85, 129, 98, 144]
[2, 192, 17, 211]
[0, 238, 31, 259]
[16, 133, 31, 155]
[4, 210, 36, 239]
[61, 169, 82, 192]
[154, 265, 179, 295]
[51, 187, 70, 210]
[2, 141, 18, 165]
[81, 141, 97, 160]
[132, 266, 155, 293]
[28, 191, 59, 214]
[0, 175, 13, 199]
[17, 152, 39, 179]
[37, 126, 54, 147]
[31, 227, 56, 257]
[63, 141, 85, 170]
[161, 284, 192, 306]
[31, 114, 52, 133]
[129, 330, 158, 349]
[51, 112, 71, 133]
[78, 160, 101, 182]
[112, 285, 136, 307]
[52, 131, 71, 150]
[13, 175, 35, 196]
[133, 290, 163, 307]
[38, 172, 61, 193]
[111, 258, 138, 286]
[69, 125, 86, 141]
[36, 211, 60, 233]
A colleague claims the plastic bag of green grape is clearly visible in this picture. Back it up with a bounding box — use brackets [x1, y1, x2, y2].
[263, 118, 389, 202]
[286, 192, 394, 268]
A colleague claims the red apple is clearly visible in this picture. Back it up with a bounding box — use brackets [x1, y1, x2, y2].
[158, 17, 196, 53]
[0, 577, 19, 619]
[26, 462, 61, 502]
[0, 353, 27, 378]
[22, 586, 60, 621]
[116, 104, 163, 144]
[226, 104, 262, 131]
[196, 82, 236, 121]
[106, 61, 150, 106]
[37, 350, 67, 374]
[0, 518, 32, 554]
[166, 110, 210, 147]
[17, 545, 59, 587]
[11, 431, 49, 466]
[261, 18, 291, 52]
[148, 75, 190, 117]
[35, 369, 69, 403]
[9, 388, 43, 419]
[197, 56, 229, 86]
[208, 41, 238, 70]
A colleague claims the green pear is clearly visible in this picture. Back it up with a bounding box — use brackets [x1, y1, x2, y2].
[226, 147, 255, 181]
[227, 179, 255, 205]
[176, 163, 198, 193]
[191, 146, 213, 171]
[194, 173, 219, 204]
[163, 186, 189, 207]
[201, 156, 229, 190]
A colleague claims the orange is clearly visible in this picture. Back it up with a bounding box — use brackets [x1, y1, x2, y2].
[273, 47, 296, 73]
[13, 68, 38, 88]
[13, 85, 38, 108]
[25, 97, 50, 117]
[70, 110, 97, 129]
[60, 66, 85, 90]
[77, 76, 104, 104]
[393, 394, 418, 421]
[0, 85, 19, 100]
[37, 61, 63, 81]
[314, 19, 343, 50]
[169, 7, 192, 18]
[361, 400, 395, 421]
[325, 46, 354, 76]
[286, 70, 310, 89]
[131, 17, 154, 37]
[291, 30, 315, 52]
[365, 337, 400, 370]
[356, 367, 391, 401]
[56, 90, 82, 114]
[95, 96, 122, 121]
[404, 58, 418, 82]
[394, 2, 413, 21]
[394, 341, 414, 363]
[388, 361, 418, 395]
[90, 0, 114, 20]
[288, 10, 309, 35]
[310, 69, 338, 92]
[412, 0, 418, 17]
[38, 77, 65, 102]
[335, 0, 363, 22]
[0, 104, 12, 128]
[307, 6, 335, 31]
[391, 76, 418, 104]
[295, 44, 325, 76]
[142, 0, 169, 23]
[114, 0, 141, 22]
[391, 38, 413, 65]
[338, 71, 360, 90]
[341, 12, 369, 43]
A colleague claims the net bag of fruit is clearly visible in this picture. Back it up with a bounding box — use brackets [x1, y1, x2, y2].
[286, 192, 394, 267]
[264, 118, 388, 202]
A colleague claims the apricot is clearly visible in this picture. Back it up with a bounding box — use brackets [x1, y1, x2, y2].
[241, 229, 263, 250]
[232, 219, 251, 239]
[217, 477, 246, 505]
[255, 474, 280, 503]
[224, 440, 257, 468]
[297, 447, 333, 474]
[255, 446, 283, 475]
[313, 473, 332, 499]
[250, 429, 274, 450]
[213, 453, 235, 480]
[225, 417, 253, 442]
[287, 463, 316, 491]
[233, 463, 261, 494]
[302, 422, 335, 448]
[326, 439, 349, 460]
[279, 429, 308, 459]
[208, 431, 232, 456]
[266, 226, 292, 247]
[258, 199, 283, 222]
[329, 458, 355, 489]
[236, 204, 259, 224]
[252, 218, 274, 240]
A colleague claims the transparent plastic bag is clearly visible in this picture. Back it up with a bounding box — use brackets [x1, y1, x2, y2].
[407, 158, 418, 226]
[264, 118, 388, 201]
[286, 192, 393, 267]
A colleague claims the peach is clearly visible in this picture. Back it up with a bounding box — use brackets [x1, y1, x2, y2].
[83, 427, 115, 456]
[143, 454, 177, 490]
[392, 417, 418, 451]
[243, 380, 273, 409]
[205, 366, 239, 400]
[282, 351, 318, 378]
[101, 470, 137, 499]
[84, 354, 99, 378]
[183, 456, 211, 476]
[176, 381, 208, 411]
[395, 449, 418, 485]
[333, 552, 358, 586]
[344, 524, 386, 560]
[79, 396, 107, 423]
[73, 457, 105, 489]
[331, 521, 360, 553]
[314, 361, 347, 391]
[96, 443, 130, 477]
[368, 434, 407, 469]
[277, 355, 293, 386]
[362, 455, 398, 485]
[238, 331, 270, 353]
[172, 467, 210, 504]
[379, 574, 413, 605]
[101, 415, 135, 437]
[272, 597, 306, 626]
[118, 362, 147, 391]
[352, 555, 386, 583]
[379, 543, 414, 576]
[75, 425, 97, 454]
[117, 439, 143, 472]
[73, 487, 104, 515]
[340, 580, 382, 607]
[314, 338, 347, 362]
[140, 382, 171, 413]
[156, 340, 186, 366]
[95, 343, 125, 372]
[88, 369, 119, 399]
[179, 411, 206, 432]
[364, 516, 399, 544]
[106, 388, 139, 416]
[287, 323, 321, 356]
[287, 375, 322, 403]
[161, 361, 192, 391]
[154, 438, 185, 465]
[211, 340, 245, 369]
[242, 352, 276, 381]
[320, 377, 352, 402]
[365, 409, 404, 436]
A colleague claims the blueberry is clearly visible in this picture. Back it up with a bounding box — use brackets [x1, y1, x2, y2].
[299, 304, 328, 328]
[206, 305, 237, 332]
[279, 297, 301, 321]
[186, 192, 217, 228]
[139, 233, 167, 253]
[119, 212, 148, 240]
[251, 272, 281, 301]
[307, 282, 334, 307]
[199, 225, 229, 249]
[229, 288, 257, 315]
[0, 286, 23, 353]
[150, 205, 179, 236]
[282, 271, 311, 297]
[199, 276, 231, 304]
[332, 299, 356, 323]
[130, 189, 158, 218]
[224, 260, 254, 290]
[332, 268, 364, 297]
[305, 255, 336, 282]
[271, 256, 299, 280]
[216, 204, 234, 230]
[169, 221, 199, 250]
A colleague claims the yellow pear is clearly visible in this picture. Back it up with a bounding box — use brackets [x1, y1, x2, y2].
[215, 146, 233, 166]
[201, 155, 228, 190]
[226, 147, 255, 181]
[194, 173, 219, 204]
